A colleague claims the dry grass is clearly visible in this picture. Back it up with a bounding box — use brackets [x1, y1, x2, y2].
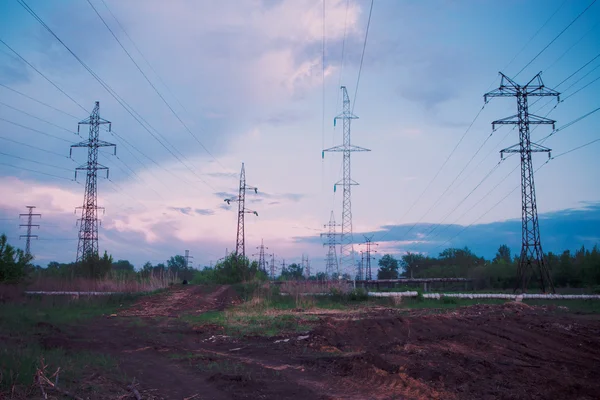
[25, 271, 177, 293]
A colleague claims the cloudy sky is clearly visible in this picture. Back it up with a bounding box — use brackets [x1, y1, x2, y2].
[0, 0, 599, 273]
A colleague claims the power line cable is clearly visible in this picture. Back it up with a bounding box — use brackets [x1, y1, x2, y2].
[502, 0, 568, 73]
[546, 21, 599, 72]
[0, 135, 71, 158]
[0, 83, 81, 119]
[85, 0, 226, 170]
[375, 104, 486, 242]
[514, 0, 597, 78]
[0, 100, 79, 136]
[0, 161, 76, 181]
[16, 0, 217, 191]
[0, 151, 73, 172]
[0, 117, 76, 143]
[0, 38, 88, 113]
[352, 0, 374, 113]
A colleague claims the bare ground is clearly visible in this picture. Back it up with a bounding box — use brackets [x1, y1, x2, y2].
[34, 286, 600, 399]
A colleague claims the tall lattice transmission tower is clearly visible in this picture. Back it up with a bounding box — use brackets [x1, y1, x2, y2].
[224, 163, 258, 260]
[70, 102, 115, 263]
[484, 72, 559, 293]
[323, 86, 370, 276]
[361, 235, 377, 281]
[269, 252, 276, 280]
[320, 210, 341, 279]
[184, 250, 193, 268]
[19, 206, 40, 256]
[253, 239, 268, 273]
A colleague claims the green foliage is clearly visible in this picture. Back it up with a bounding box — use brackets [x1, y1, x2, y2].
[0, 234, 32, 283]
[348, 287, 368, 301]
[440, 295, 458, 304]
[377, 254, 399, 279]
[280, 263, 304, 280]
[206, 254, 261, 284]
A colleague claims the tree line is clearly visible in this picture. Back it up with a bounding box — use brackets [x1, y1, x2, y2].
[1, 233, 598, 290]
[377, 244, 600, 290]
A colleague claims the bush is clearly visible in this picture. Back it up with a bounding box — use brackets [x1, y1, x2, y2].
[348, 288, 368, 301]
[441, 295, 458, 304]
[0, 234, 32, 284]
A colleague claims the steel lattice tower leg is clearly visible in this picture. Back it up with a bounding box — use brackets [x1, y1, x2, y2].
[224, 163, 258, 261]
[19, 206, 40, 256]
[323, 87, 370, 277]
[321, 210, 341, 279]
[485, 73, 559, 293]
[70, 102, 115, 263]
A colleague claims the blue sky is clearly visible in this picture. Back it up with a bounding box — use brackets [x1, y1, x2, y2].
[0, 0, 599, 273]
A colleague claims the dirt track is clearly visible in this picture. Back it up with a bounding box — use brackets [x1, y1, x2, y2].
[41, 285, 600, 399]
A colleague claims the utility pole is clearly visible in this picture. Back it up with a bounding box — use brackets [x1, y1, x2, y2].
[253, 239, 268, 273]
[361, 235, 378, 280]
[323, 86, 370, 276]
[70, 101, 115, 263]
[184, 250, 193, 268]
[320, 210, 341, 279]
[224, 163, 258, 260]
[484, 72, 559, 293]
[19, 206, 40, 256]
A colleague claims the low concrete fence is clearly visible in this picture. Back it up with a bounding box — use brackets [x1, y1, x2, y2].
[24, 291, 125, 296]
[368, 292, 600, 300]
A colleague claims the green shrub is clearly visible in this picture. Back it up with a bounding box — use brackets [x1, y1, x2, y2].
[441, 295, 458, 304]
[348, 288, 368, 301]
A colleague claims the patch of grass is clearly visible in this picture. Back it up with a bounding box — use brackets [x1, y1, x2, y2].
[182, 309, 317, 337]
[0, 294, 141, 335]
[391, 298, 508, 309]
[0, 343, 119, 392]
[524, 299, 600, 313]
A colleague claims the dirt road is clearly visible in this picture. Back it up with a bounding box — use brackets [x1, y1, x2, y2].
[42, 285, 600, 399]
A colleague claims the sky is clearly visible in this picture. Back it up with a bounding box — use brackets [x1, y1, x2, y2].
[0, 0, 599, 274]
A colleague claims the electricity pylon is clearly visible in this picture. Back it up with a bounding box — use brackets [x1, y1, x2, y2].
[19, 206, 40, 256]
[253, 239, 268, 273]
[484, 72, 559, 293]
[301, 254, 311, 278]
[224, 163, 258, 260]
[184, 250, 193, 268]
[320, 210, 341, 279]
[323, 86, 370, 276]
[361, 235, 378, 280]
[358, 251, 364, 280]
[269, 252, 276, 280]
[70, 101, 115, 263]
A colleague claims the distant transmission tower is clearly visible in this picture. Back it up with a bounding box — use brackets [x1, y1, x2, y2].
[269, 252, 276, 280]
[320, 210, 341, 279]
[71, 101, 116, 263]
[224, 163, 258, 260]
[184, 250, 193, 268]
[19, 206, 40, 256]
[484, 72, 559, 293]
[253, 239, 268, 273]
[305, 255, 311, 278]
[323, 86, 370, 276]
[358, 252, 364, 280]
[361, 235, 378, 280]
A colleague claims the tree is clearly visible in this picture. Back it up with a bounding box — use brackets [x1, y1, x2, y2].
[74, 251, 113, 279]
[315, 271, 327, 281]
[112, 259, 135, 272]
[401, 252, 425, 278]
[0, 234, 32, 283]
[280, 263, 304, 280]
[377, 254, 399, 279]
[493, 245, 512, 264]
[212, 253, 259, 284]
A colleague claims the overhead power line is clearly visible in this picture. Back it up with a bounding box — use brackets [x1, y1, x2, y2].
[0, 161, 76, 181]
[16, 0, 217, 191]
[514, 0, 598, 78]
[352, 0, 374, 113]
[85, 0, 226, 170]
